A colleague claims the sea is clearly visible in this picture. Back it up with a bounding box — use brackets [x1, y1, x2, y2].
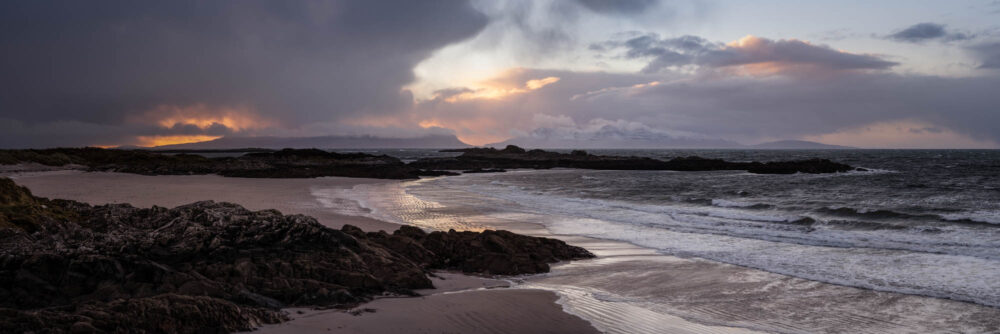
[318, 149, 1000, 333]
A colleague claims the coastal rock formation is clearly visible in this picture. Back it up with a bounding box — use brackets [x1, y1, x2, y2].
[0, 148, 449, 179]
[0, 178, 593, 333]
[0, 146, 855, 180]
[416, 146, 854, 174]
[364, 226, 594, 275]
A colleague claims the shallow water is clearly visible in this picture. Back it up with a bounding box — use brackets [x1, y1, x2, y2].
[314, 149, 1000, 333]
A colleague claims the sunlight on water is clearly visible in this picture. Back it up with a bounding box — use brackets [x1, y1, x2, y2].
[311, 179, 488, 232]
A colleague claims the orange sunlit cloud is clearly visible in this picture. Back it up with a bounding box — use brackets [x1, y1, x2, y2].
[135, 104, 273, 131]
[115, 104, 275, 147]
[134, 135, 223, 147]
[439, 76, 560, 102]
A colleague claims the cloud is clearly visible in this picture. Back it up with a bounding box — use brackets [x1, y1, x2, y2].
[598, 34, 897, 75]
[408, 65, 1000, 148]
[968, 42, 1000, 68]
[886, 22, 973, 43]
[803, 120, 997, 149]
[0, 0, 488, 147]
[496, 114, 739, 148]
[574, 0, 658, 15]
[424, 72, 561, 103]
[129, 104, 274, 133]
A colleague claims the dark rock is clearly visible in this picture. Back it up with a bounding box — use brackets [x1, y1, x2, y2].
[501, 145, 526, 154]
[0, 177, 594, 333]
[416, 169, 461, 177]
[1, 294, 286, 334]
[413, 147, 854, 174]
[0, 148, 429, 179]
[418, 229, 594, 275]
[461, 168, 507, 174]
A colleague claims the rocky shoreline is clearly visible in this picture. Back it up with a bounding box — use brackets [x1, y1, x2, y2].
[0, 146, 857, 180]
[0, 148, 451, 179]
[0, 178, 593, 333]
[417, 146, 858, 174]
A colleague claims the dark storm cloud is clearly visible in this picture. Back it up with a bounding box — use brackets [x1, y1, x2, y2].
[0, 0, 487, 147]
[597, 33, 897, 74]
[574, 0, 659, 15]
[886, 22, 973, 43]
[968, 42, 1000, 68]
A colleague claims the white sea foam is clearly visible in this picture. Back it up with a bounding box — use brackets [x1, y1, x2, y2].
[526, 283, 764, 334]
[710, 199, 758, 208]
[406, 174, 1000, 308]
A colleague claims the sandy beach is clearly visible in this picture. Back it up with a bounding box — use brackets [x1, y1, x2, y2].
[6, 170, 601, 333]
[258, 272, 595, 334]
[8, 170, 400, 232]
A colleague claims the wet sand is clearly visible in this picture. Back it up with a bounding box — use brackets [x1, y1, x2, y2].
[7, 170, 400, 231]
[258, 272, 596, 334]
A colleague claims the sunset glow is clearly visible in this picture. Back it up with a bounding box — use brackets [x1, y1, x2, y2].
[134, 135, 223, 147]
[441, 76, 560, 102]
[141, 104, 272, 132]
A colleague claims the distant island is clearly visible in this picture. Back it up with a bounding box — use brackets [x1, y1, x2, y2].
[137, 133, 850, 151]
[485, 126, 848, 149]
[488, 130, 742, 149]
[750, 140, 855, 149]
[152, 134, 471, 150]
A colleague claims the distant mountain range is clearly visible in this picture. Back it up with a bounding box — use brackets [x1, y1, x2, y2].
[749, 140, 855, 149]
[151, 134, 471, 150]
[488, 126, 742, 149]
[147, 133, 851, 151]
[485, 126, 851, 149]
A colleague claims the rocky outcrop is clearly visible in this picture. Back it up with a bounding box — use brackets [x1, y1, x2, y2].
[0, 148, 450, 179]
[422, 146, 854, 174]
[1, 146, 855, 180]
[0, 178, 593, 333]
[356, 226, 594, 275]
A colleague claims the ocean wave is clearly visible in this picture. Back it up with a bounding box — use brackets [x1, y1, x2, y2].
[543, 217, 1000, 308]
[711, 199, 772, 209]
[409, 176, 1000, 305]
[438, 180, 1000, 260]
[815, 207, 939, 220]
[388, 171, 1000, 309]
[941, 211, 1000, 225]
[817, 206, 1000, 227]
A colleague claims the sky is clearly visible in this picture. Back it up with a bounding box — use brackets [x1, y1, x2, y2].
[1, 0, 999, 148]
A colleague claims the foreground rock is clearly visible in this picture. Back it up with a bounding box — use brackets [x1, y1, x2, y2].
[0, 148, 455, 179]
[0, 178, 593, 333]
[417, 146, 854, 174]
